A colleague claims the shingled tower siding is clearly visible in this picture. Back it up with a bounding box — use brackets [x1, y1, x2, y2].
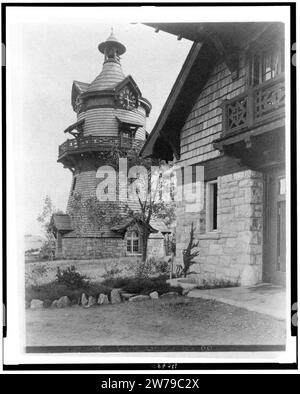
[176, 58, 264, 286]
[57, 30, 153, 259]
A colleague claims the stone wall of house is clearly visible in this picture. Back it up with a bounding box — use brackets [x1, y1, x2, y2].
[60, 235, 166, 260]
[176, 170, 264, 285]
[61, 237, 126, 259]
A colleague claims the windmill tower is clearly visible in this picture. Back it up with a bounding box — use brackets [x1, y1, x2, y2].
[51, 29, 157, 259]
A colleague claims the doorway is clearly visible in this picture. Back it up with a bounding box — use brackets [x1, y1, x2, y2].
[263, 171, 286, 285]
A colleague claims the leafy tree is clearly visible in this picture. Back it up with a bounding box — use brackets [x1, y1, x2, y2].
[37, 195, 63, 260]
[125, 152, 175, 262]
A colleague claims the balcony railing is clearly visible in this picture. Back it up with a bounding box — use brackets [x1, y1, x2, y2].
[223, 75, 285, 136]
[58, 135, 144, 159]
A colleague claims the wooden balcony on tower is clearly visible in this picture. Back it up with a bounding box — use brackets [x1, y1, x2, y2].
[58, 135, 144, 168]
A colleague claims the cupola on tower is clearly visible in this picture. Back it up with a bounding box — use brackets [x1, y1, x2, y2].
[50, 29, 162, 259]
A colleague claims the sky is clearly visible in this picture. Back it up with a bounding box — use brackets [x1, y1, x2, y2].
[7, 8, 192, 236]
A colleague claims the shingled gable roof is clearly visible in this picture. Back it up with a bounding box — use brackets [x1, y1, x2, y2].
[111, 218, 158, 235]
[71, 80, 89, 110]
[140, 22, 276, 161]
[50, 214, 73, 232]
[150, 220, 172, 234]
[115, 75, 142, 97]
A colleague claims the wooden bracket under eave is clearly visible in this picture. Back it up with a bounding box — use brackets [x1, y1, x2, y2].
[208, 33, 240, 81]
[159, 131, 180, 161]
[213, 141, 225, 153]
[224, 51, 240, 81]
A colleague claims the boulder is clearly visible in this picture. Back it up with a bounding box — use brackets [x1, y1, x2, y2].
[129, 295, 150, 302]
[87, 296, 96, 307]
[110, 289, 122, 304]
[182, 289, 190, 296]
[149, 291, 159, 299]
[120, 292, 136, 301]
[56, 296, 71, 308]
[51, 300, 58, 308]
[30, 299, 44, 309]
[160, 291, 179, 299]
[43, 299, 52, 308]
[81, 293, 88, 307]
[97, 293, 109, 305]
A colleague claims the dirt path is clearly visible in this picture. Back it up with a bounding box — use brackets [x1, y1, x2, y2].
[26, 297, 285, 347]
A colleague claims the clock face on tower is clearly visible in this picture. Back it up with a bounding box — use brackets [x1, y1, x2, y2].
[118, 87, 137, 110]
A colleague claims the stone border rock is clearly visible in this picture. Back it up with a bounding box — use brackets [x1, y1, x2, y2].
[28, 288, 182, 310]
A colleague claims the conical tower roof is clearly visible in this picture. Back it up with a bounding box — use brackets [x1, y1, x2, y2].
[87, 62, 125, 92]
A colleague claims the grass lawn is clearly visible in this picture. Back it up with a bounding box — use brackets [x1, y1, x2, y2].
[26, 297, 286, 347]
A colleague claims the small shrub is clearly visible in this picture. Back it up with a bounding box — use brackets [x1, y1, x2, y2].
[101, 275, 182, 296]
[126, 257, 170, 278]
[25, 263, 50, 287]
[129, 258, 154, 279]
[182, 222, 199, 277]
[196, 279, 239, 290]
[25, 281, 112, 303]
[102, 261, 123, 280]
[56, 265, 90, 289]
[153, 259, 170, 275]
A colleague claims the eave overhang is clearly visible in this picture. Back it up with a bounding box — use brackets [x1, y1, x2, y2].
[50, 214, 73, 235]
[71, 80, 89, 110]
[111, 218, 158, 235]
[144, 22, 275, 50]
[64, 119, 85, 135]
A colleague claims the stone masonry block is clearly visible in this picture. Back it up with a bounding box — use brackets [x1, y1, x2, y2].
[207, 255, 220, 265]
